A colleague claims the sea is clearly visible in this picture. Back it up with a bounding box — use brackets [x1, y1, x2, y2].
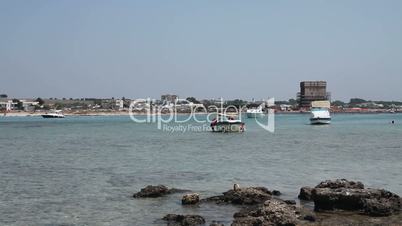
[0, 113, 401, 225]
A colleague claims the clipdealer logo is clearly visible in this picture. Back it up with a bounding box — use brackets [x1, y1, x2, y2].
[128, 98, 275, 133]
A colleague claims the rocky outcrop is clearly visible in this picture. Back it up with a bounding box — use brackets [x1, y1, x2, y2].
[312, 187, 401, 216]
[315, 179, 364, 189]
[299, 179, 401, 217]
[204, 187, 274, 205]
[162, 214, 205, 226]
[133, 185, 188, 198]
[298, 179, 364, 201]
[272, 190, 282, 196]
[298, 187, 313, 201]
[182, 193, 200, 205]
[362, 195, 401, 216]
[143, 181, 401, 225]
[231, 199, 298, 226]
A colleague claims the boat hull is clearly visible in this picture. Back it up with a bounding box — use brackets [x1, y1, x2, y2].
[42, 114, 65, 118]
[310, 118, 331, 125]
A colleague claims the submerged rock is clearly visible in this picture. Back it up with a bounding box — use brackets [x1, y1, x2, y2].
[302, 213, 316, 222]
[133, 185, 188, 198]
[204, 187, 274, 205]
[182, 193, 200, 205]
[231, 199, 298, 226]
[162, 214, 205, 226]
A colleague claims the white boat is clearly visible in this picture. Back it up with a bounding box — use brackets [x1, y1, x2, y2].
[42, 110, 65, 118]
[210, 113, 245, 133]
[310, 101, 331, 125]
[246, 106, 264, 118]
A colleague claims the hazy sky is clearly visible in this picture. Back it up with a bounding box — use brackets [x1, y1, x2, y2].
[1, 0, 402, 101]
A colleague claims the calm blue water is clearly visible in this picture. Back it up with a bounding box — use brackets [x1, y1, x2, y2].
[0, 114, 402, 225]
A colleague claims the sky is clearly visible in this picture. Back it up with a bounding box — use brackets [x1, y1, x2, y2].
[1, 0, 402, 101]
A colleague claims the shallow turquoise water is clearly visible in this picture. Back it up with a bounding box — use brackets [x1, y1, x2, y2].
[0, 114, 401, 225]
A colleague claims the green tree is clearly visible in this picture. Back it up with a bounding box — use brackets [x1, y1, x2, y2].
[42, 104, 50, 110]
[225, 99, 247, 108]
[35, 98, 45, 106]
[288, 99, 297, 106]
[349, 98, 367, 105]
[17, 102, 23, 110]
[275, 101, 289, 105]
[12, 99, 23, 110]
[332, 100, 346, 106]
[186, 97, 200, 104]
[54, 103, 65, 110]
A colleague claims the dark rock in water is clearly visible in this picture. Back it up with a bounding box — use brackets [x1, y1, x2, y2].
[182, 193, 200, 205]
[297, 207, 318, 223]
[231, 199, 298, 226]
[315, 179, 364, 189]
[285, 200, 296, 205]
[299, 179, 401, 217]
[298, 187, 313, 201]
[312, 188, 363, 211]
[204, 187, 272, 205]
[299, 179, 363, 201]
[312, 187, 401, 216]
[303, 213, 316, 222]
[162, 214, 205, 226]
[133, 185, 188, 198]
[272, 190, 281, 196]
[133, 185, 169, 198]
[362, 191, 402, 216]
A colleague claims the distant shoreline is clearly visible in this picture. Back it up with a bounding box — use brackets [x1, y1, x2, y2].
[1, 111, 401, 117]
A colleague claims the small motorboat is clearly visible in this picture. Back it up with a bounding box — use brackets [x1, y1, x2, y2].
[310, 101, 331, 125]
[246, 105, 264, 118]
[210, 113, 245, 133]
[42, 110, 65, 118]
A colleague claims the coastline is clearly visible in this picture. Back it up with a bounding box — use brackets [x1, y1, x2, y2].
[1, 110, 401, 117]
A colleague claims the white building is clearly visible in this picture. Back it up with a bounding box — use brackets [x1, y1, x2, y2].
[0, 100, 13, 111]
[280, 104, 293, 111]
[115, 99, 124, 110]
[0, 100, 39, 111]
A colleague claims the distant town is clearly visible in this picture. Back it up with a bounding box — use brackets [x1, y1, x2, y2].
[1, 81, 401, 116]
